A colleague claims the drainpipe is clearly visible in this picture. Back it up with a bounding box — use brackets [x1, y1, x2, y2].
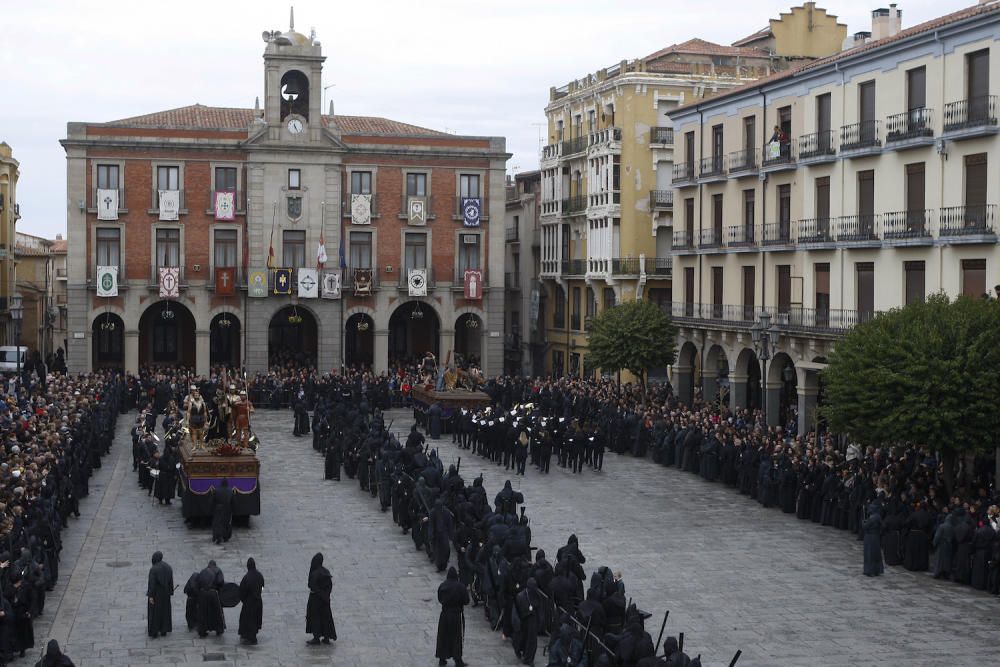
[935, 31, 945, 296]
[836, 61, 846, 314]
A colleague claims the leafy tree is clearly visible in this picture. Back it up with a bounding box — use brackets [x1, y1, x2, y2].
[822, 293, 1000, 492]
[586, 298, 677, 400]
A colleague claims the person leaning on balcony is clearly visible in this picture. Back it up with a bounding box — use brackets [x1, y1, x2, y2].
[769, 125, 789, 158]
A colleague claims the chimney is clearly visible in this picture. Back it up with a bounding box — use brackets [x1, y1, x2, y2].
[871, 4, 902, 41]
[56, 234, 63, 240]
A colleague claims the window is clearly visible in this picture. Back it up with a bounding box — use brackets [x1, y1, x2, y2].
[684, 197, 695, 240]
[816, 93, 832, 137]
[961, 259, 986, 298]
[554, 287, 566, 329]
[778, 106, 791, 137]
[155, 229, 180, 269]
[905, 163, 925, 234]
[859, 81, 876, 123]
[406, 173, 427, 197]
[858, 170, 875, 236]
[282, 230, 306, 268]
[815, 263, 830, 325]
[586, 287, 597, 320]
[712, 194, 723, 242]
[214, 167, 237, 193]
[571, 287, 582, 330]
[96, 228, 120, 267]
[856, 262, 875, 319]
[552, 350, 565, 376]
[460, 174, 481, 198]
[96, 164, 119, 190]
[349, 231, 372, 268]
[157, 166, 179, 191]
[459, 233, 480, 273]
[351, 171, 372, 194]
[907, 67, 926, 111]
[404, 232, 426, 274]
[743, 116, 756, 153]
[742, 265, 755, 320]
[214, 229, 237, 268]
[967, 49, 989, 113]
[288, 169, 301, 190]
[904, 261, 925, 305]
[711, 266, 723, 318]
[603, 287, 616, 311]
[815, 176, 831, 221]
[743, 189, 755, 241]
[777, 265, 791, 314]
[684, 267, 695, 316]
[965, 153, 987, 208]
[684, 131, 695, 168]
[711, 124, 723, 163]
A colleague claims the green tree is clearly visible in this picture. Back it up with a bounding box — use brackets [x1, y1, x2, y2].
[822, 293, 1000, 493]
[586, 298, 677, 400]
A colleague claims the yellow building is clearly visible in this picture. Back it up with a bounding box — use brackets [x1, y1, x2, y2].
[14, 232, 55, 357]
[667, 2, 999, 433]
[0, 142, 20, 345]
[537, 3, 845, 377]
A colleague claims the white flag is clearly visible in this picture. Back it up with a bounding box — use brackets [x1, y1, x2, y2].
[97, 189, 119, 220]
[408, 268, 427, 297]
[321, 270, 342, 299]
[316, 234, 328, 266]
[351, 194, 372, 225]
[96, 266, 118, 297]
[298, 268, 319, 298]
[159, 267, 179, 298]
[158, 190, 180, 221]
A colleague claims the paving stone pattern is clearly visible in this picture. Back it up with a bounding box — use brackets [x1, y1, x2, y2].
[35, 408, 998, 666]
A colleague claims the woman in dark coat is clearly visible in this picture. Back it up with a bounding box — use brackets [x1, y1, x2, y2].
[862, 504, 884, 577]
[146, 551, 173, 638]
[435, 566, 469, 666]
[970, 521, 995, 590]
[306, 553, 336, 645]
[238, 558, 264, 645]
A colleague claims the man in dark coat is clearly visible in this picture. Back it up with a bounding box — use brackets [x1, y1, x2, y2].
[932, 513, 955, 579]
[183, 572, 199, 631]
[903, 502, 932, 571]
[210, 478, 233, 545]
[238, 558, 264, 645]
[146, 551, 174, 638]
[36, 639, 75, 667]
[430, 499, 455, 572]
[195, 560, 225, 637]
[435, 566, 469, 667]
[155, 447, 176, 505]
[429, 402, 443, 439]
[970, 520, 995, 590]
[306, 553, 337, 645]
[513, 577, 541, 665]
[862, 504, 884, 577]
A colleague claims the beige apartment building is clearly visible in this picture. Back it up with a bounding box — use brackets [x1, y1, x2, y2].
[0, 142, 19, 345]
[668, 2, 999, 432]
[537, 3, 846, 378]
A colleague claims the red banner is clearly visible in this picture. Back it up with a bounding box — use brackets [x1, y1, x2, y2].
[215, 267, 236, 296]
[463, 269, 482, 300]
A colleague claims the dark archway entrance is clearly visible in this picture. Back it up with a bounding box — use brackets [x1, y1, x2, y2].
[138, 301, 196, 368]
[210, 313, 241, 368]
[92, 312, 124, 369]
[454, 313, 483, 368]
[268, 305, 317, 368]
[388, 300, 439, 368]
[345, 313, 374, 370]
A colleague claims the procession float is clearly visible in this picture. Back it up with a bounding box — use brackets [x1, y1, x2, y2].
[411, 351, 492, 427]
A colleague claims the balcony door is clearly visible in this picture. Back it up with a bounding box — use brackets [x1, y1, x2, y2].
[742, 266, 755, 321]
[816, 93, 832, 151]
[856, 262, 875, 322]
[684, 267, 695, 317]
[711, 267, 723, 318]
[858, 170, 875, 236]
[815, 176, 831, 239]
[815, 263, 830, 327]
[907, 66, 926, 111]
[777, 265, 791, 315]
[968, 49, 990, 122]
[905, 162, 925, 233]
[859, 81, 876, 143]
[965, 154, 987, 228]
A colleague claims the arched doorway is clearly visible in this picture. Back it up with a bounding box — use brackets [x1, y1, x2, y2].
[210, 313, 241, 368]
[735, 347, 761, 411]
[268, 305, 317, 368]
[388, 300, 440, 368]
[345, 313, 374, 370]
[138, 301, 196, 368]
[768, 352, 797, 427]
[92, 312, 124, 369]
[704, 344, 729, 406]
[454, 313, 483, 368]
[676, 341, 699, 406]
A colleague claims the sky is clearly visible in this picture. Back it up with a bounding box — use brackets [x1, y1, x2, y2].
[2, 0, 974, 239]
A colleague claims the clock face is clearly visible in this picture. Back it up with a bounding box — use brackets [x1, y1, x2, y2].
[287, 118, 304, 134]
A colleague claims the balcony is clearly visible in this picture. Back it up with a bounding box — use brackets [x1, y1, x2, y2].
[560, 136, 588, 157]
[644, 257, 672, 277]
[728, 149, 758, 176]
[148, 266, 187, 287]
[795, 218, 834, 245]
[650, 190, 673, 210]
[836, 214, 880, 243]
[588, 190, 621, 208]
[839, 120, 882, 156]
[207, 190, 246, 215]
[589, 127, 622, 148]
[725, 224, 756, 248]
[938, 204, 996, 239]
[761, 221, 792, 247]
[206, 266, 246, 291]
[89, 187, 127, 214]
[89, 264, 127, 291]
[541, 199, 560, 217]
[541, 143, 562, 163]
[650, 127, 674, 145]
[942, 96, 999, 139]
[611, 257, 642, 275]
[150, 189, 187, 215]
[672, 229, 695, 250]
[55, 267, 68, 279]
[761, 142, 795, 172]
[541, 258, 561, 276]
[560, 259, 586, 276]
[453, 196, 489, 221]
[668, 301, 875, 333]
[699, 227, 723, 249]
[344, 266, 381, 291]
[561, 195, 587, 216]
[342, 193, 380, 220]
[698, 155, 727, 183]
[396, 194, 436, 221]
[797, 131, 836, 164]
[885, 108, 935, 149]
[882, 210, 933, 242]
[672, 162, 696, 187]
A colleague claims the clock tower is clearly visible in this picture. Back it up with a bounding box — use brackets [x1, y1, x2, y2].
[260, 13, 325, 143]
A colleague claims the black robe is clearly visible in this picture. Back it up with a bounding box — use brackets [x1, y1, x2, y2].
[195, 565, 225, 635]
[970, 524, 995, 590]
[210, 485, 233, 543]
[306, 565, 337, 639]
[435, 577, 469, 661]
[903, 509, 932, 572]
[881, 512, 904, 566]
[238, 569, 264, 641]
[146, 560, 174, 636]
[862, 514, 884, 576]
[183, 572, 199, 630]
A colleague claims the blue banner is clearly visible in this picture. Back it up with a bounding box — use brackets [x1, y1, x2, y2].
[462, 197, 481, 227]
[273, 268, 292, 295]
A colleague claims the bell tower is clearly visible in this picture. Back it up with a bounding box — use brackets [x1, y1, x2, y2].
[260, 10, 325, 141]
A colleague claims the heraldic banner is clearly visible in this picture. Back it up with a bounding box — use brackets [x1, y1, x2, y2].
[464, 269, 483, 300]
[159, 267, 180, 298]
[96, 266, 118, 297]
[298, 268, 318, 298]
[248, 269, 268, 297]
[321, 270, 342, 299]
[351, 194, 372, 225]
[273, 268, 292, 295]
[215, 267, 235, 296]
[158, 190, 180, 221]
[214, 191, 236, 221]
[97, 189, 119, 221]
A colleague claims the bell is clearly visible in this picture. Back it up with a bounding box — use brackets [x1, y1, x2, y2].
[281, 78, 302, 100]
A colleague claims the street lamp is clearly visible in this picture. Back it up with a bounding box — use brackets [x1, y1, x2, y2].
[9, 295, 23, 384]
[750, 310, 776, 426]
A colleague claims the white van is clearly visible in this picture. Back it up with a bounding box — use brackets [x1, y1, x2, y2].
[0, 346, 28, 373]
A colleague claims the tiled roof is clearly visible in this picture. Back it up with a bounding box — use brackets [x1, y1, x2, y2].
[731, 26, 772, 47]
[105, 104, 447, 136]
[645, 38, 768, 62]
[672, 2, 1000, 114]
[50, 239, 67, 253]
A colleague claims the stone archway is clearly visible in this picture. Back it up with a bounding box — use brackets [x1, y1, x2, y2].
[210, 312, 241, 368]
[675, 340, 699, 406]
[345, 312, 375, 370]
[138, 300, 197, 369]
[388, 300, 440, 368]
[268, 305, 318, 368]
[767, 352, 797, 428]
[733, 347, 761, 411]
[92, 312, 125, 370]
[454, 313, 483, 368]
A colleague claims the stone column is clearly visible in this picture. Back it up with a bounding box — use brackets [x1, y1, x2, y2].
[729, 372, 747, 411]
[675, 363, 693, 406]
[374, 329, 389, 375]
[798, 382, 819, 435]
[439, 328, 456, 366]
[195, 329, 210, 376]
[765, 381, 782, 428]
[124, 329, 139, 375]
[701, 370, 718, 405]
